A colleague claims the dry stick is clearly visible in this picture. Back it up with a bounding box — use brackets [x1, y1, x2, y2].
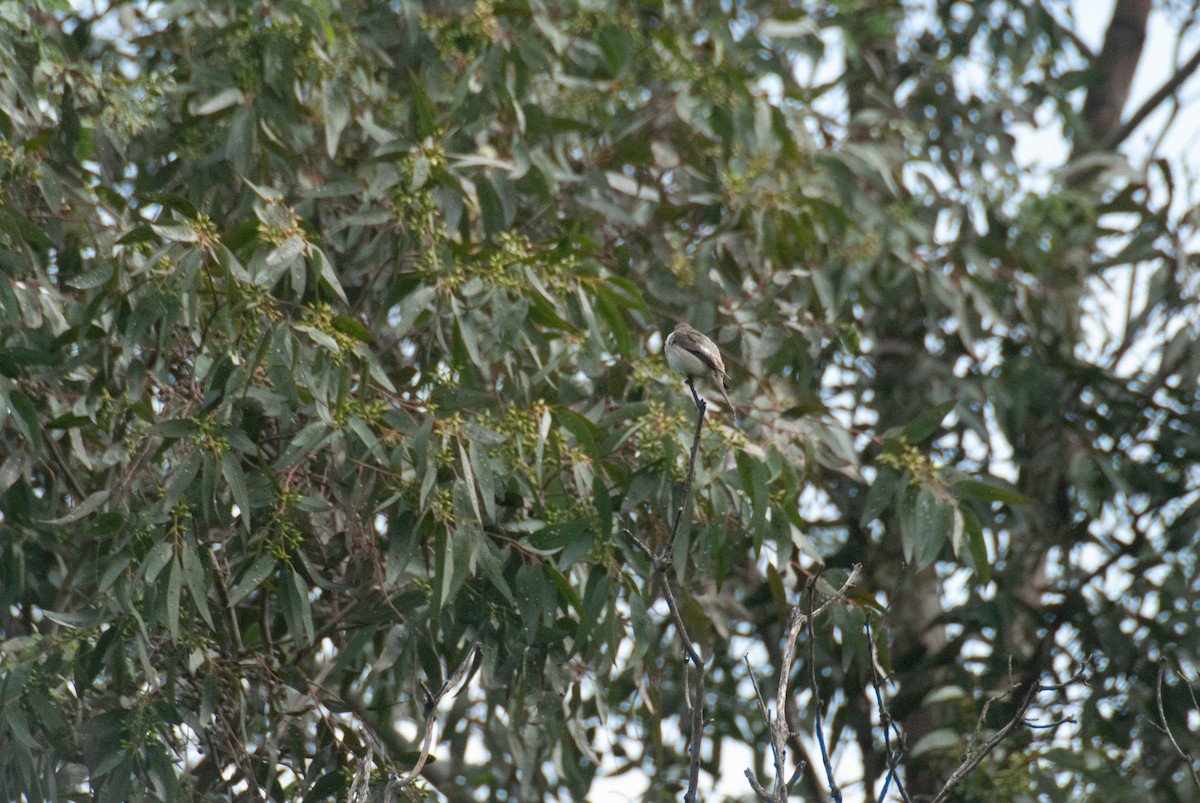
[664, 377, 708, 561]
[865, 618, 912, 803]
[388, 643, 481, 795]
[807, 576, 843, 803]
[624, 377, 709, 802]
[743, 653, 785, 801]
[928, 662, 1088, 803]
[1156, 660, 1200, 791]
[744, 565, 862, 802]
[661, 579, 706, 802]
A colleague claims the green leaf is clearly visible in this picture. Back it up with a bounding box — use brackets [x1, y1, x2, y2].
[165, 451, 202, 507]
[473, 531, 515, 605]
[469, 440, 496, 522]
[7, 389, 42, 451]
[4, 705, 39, 750]
[220, 451, 251, 529]
[322, 74, 351, 158]
[556, 407, 599, 455]
[281, 568, 315, 645]
[529, 517, 591, 551]
[142, 542, 175, 584]
[265, 234, 307, 268]
[66, 264, 115, 290]
[457, 442, 483, 525]
[597, 25, 632, 75]
[277, 422, 331, 469]
[911, 728, 962, 758]
[411, 155, 430, 190]
[476, 174, 506, 235]
[228, 555, 276, 608]
[962, 506, 991, 584]
[332, 315, 372, 343]
[41, 490, 109, 524]
[860, 466, 903, 525]
[151, 223, 199, 243]
[313, 248, 348, 304]
[189, 87, 245, 116]
[900, 486, 952, 570]
[0, 454, 23, 496]
[737, 452, 770, 552]
[901, 400, 956, 444]
[150, 418, 199, 438]
[39, 608, 105, 629]
[952, 478, 1032, 506]
[182, 536, 215, 629]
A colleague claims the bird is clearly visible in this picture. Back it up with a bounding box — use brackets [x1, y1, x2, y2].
[664, 322, 735, 417]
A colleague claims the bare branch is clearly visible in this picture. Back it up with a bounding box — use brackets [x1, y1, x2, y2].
[745, 565, 861, 802]
[665, 377, 707, 561]
[808, 576, 843, 803]
[389, 643, 481, 794]
[1079, 0, 1151, 150]
[929, 659, 1090, 803]
[660, 577, 706, 801]
[1156, 660, 1200, 792]
[866, 618, 912, 803]
[1106, 44, 1200, 150]
[625, 387, 710, 802]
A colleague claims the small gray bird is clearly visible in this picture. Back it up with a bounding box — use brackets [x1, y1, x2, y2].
[664, 322, 735, 415]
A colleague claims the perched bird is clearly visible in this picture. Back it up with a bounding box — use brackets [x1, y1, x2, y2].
[664, 322, 735, 416]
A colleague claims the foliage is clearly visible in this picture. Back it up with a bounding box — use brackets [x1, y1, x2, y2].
[0, 0, 1198, 800]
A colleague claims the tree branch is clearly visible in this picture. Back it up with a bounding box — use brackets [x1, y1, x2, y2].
[623, 380, 710, 802]
[745, 565, 862, 802]
[1078, 0, 1150, 151]
[1105, 44, 1200, 150]
[929, 660, 1089, 803]
[866, 618, 912, 803]
[387, 643, 481, 795]
[1155, 659, 1200, 792]
[808, 577, 843, 803]
[665, 377, 707, 561]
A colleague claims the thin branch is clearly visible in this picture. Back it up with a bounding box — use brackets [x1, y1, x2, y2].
[665, 377, 707, 561]
[1156, 660, 1200, 792]
[745, 565, 861, 802]
[744, 654, 784, 792]
[929, 659, 1090, 803]
[1049, 9, 1096, 62]
[388, 643, 481, 794]
[623, 381, 710, 803]
[866, 618, 912, 803]
[808, 576, 843, 803]
[1106, 44, 1200, 150]
[661, 574, 706, 801]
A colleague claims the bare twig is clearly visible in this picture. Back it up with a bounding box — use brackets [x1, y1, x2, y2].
[743, 654, 786, 798]
[808, 576, 842, 803]
[745, 565, 861, 802]
[929, 659, 1090, 803]
[1156, 659, 1200, 791]
[664, 377, 707, 561]
[660, 576, 706, 801]
[865, 618, 912, 803]
[622, 379, 710, 802]
[387, 643, 481, 795]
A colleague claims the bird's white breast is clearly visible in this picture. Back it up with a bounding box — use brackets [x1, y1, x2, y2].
[665, 334, 713, 379]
